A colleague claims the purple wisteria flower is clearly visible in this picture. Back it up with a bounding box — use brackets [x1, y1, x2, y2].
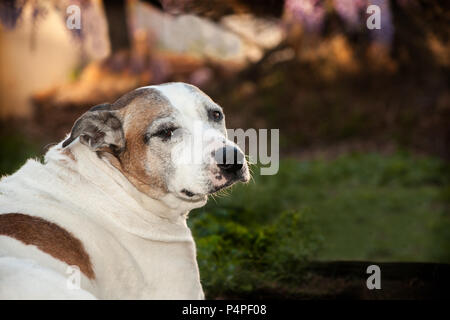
[285, 0, 326, 33]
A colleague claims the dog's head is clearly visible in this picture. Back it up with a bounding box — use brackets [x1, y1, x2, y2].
[63, 82, 250, 206]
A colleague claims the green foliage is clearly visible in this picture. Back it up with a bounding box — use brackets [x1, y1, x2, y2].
[190, 152, 449, 297]
[189, 209, 322, 297]
[0, 134, 42, 176]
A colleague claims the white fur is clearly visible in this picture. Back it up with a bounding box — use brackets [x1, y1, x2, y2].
[0, 141, 204, 299]
[0, 256, 96, 300]
[0, 83, 249, 300]
[150, 83, 247, 198]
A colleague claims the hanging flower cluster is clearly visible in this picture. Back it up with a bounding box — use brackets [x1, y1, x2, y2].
[284, 0, 396, 46]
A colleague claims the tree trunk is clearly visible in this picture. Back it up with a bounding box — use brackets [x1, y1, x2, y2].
[103, 0, 130, 54]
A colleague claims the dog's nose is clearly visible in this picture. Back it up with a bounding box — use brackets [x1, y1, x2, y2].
[215, 146, 244, 174]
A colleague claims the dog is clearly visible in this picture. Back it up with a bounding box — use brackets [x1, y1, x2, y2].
[0, 82, 250, 299]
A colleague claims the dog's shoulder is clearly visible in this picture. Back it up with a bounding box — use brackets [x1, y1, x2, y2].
[0, 213, 95, 279]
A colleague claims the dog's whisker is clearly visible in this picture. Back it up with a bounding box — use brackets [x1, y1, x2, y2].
[209, 194, 218, 203]
[245, 154, 258, 166]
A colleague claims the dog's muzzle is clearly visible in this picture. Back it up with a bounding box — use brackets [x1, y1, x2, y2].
[179, 145, 249, 200]
[214, 146, 246, 181]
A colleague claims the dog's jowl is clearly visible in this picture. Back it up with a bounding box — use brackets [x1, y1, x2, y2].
[0, 82, 249, 299]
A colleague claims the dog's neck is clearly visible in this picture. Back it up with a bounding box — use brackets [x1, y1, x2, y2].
[44, 140, 205, 242]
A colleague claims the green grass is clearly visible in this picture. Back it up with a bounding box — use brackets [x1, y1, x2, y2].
[0, 134, 43, 176]
[192, 152, 449, 264]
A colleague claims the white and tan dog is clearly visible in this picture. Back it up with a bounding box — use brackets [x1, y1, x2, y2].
[0, 82, 249, 299]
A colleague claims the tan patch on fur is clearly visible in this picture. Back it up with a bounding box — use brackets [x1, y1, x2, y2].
[0, 213, 95, 279]
[61, 148, 76, 161]
[109, 89, 171, 197]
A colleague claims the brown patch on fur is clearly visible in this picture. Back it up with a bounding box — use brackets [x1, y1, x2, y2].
[65, 87, 173, 197]
[0, 213, 95, 279]
[108, 88, 172, 197]
[61, 148, 76, 161]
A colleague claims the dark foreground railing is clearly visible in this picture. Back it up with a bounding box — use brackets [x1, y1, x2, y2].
[221, 261, 450, 300]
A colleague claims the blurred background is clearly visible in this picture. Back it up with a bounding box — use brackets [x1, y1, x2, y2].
[0, 0, 449, 299]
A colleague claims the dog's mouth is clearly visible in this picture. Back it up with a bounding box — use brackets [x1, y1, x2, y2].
[179, 176, 246, 200]
[179, 186, 227, 200]
[179, 181, 232, 200]
[177, 164, 250, 201]
[178, 189, 207, 202]
[207, 179, 235, 194]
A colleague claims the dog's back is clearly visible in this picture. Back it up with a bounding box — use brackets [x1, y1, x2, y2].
[0, 157, 99, 299]
[0, 144, 205, 299]
[0, 256, 96, 299]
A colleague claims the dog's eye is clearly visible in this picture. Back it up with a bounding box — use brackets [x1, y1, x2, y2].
[146, 127, 177, 142]
[156, 128, 175, 140]
[209, 110, 223, 122]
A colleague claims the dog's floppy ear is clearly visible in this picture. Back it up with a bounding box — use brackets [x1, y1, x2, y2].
[62, 104, 125, 154]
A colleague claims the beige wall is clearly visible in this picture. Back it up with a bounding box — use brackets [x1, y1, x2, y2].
[0, 3, 81, 119]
